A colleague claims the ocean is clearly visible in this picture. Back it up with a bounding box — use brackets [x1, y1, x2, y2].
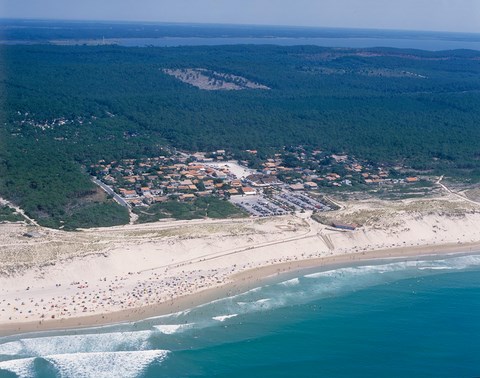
[1, 253, 480, 377]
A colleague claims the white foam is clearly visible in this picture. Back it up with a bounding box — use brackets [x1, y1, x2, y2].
[236, 297, 277, 313]
[144, 308, 191, 321]
[304, 271, 326, 279]
[305, 255, 480, 279]
[2, 331, 152, 357]
[279, 278, 300, 287]
[0, 357, 35, 377]
[153, 323, 194, 334]
[212, 314, 238, 322]
[442, 255, 480, 270]
[304, 261, 420, 279]
[46, 350, 168, 378]
[244, 286, 262, 294]
[0, 340, 24, 356]
[407, 255, 480, 271]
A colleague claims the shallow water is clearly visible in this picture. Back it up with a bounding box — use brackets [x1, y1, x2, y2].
[1, 253, 480, 377]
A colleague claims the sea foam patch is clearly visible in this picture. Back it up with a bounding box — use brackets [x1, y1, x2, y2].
[212, 314, 238, 322]
[45, 350, 169, 378]
[236, 298, 276, 312]
[0, 357, 35, 377]
[0, 340, 24, 356]
[144, 308, 192, 322]
[0, 331, 152, 357]
[154, 323, 195, 334]
[304, 254, 480, 280]
[278, 277, 300, 287]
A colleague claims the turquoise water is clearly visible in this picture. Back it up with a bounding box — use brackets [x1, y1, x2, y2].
[1, 254, 480, 377]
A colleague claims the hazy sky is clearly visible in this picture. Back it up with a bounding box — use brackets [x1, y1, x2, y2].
[2, 0, 480, 33]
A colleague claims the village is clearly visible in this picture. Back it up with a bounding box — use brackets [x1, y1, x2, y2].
[89, 146, 424, 222]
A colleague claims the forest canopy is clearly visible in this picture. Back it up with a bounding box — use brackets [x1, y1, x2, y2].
[1, 44, 480, 227]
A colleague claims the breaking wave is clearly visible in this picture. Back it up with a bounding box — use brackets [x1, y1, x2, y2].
[0, 350, 168, 378]
[212, 314, 238, 322]
[2, 253, 479, 376]
[0, 331, 152, 357]
[153, 323, 195, 334]
[46, 350, 168, 378]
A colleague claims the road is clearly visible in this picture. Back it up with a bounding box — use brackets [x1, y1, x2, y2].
[92, 178, 130, 208]
[436, 175, 480, 206]
[0, 196, 39, 226]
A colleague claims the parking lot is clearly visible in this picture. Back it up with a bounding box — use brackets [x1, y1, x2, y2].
[273, 191, 332, 212]
[230, 191, 332, 217]
[229, 195, 289, 217]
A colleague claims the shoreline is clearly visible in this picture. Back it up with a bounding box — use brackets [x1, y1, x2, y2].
[1, 240, 479, 338]
[2, 194, 480, 339]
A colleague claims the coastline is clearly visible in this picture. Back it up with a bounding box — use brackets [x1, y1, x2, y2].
[1, 242, 479, 338]
[1, 195, 480, 338]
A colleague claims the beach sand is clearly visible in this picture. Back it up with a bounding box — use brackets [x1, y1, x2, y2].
[1, 194, 479, 336]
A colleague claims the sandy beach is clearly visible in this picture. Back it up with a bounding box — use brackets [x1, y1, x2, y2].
[1, 194, 480, 337]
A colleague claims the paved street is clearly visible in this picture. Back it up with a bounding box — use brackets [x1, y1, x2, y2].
[92, 178, 130, 208]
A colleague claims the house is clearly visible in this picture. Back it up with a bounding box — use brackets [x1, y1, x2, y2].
[192, 152, 207, 161]
[352, 164, 363, 172]
[127, 198, 145, 206]
[228, 188, 240, 195]
[214, 172, 227, 179]
[242, 187, 257, 196]
[230, 180, 242, 188]
[326, 173, 341, 180]
[120, 189, 138, 199]
[304, 181, 318, 190]
[331, 154, 348, 162]
[290, 183, 304, 191]
[125, 176, 137, 184]
[246, 174, 282, 187]
[406, 177, 419, 183]
[204, 180, 215, 190]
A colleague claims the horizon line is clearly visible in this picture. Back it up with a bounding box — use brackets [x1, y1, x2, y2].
[2, 17, 480, 36]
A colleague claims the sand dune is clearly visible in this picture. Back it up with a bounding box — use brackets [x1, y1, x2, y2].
[1, 194, 479, 336]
